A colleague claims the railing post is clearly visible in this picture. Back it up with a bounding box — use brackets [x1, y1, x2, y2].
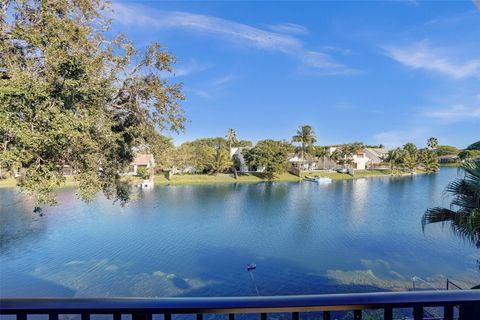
[196, 314, 203, 320]
[81, 313, 90, 320]
[49, 313, 59, 320]
[413, 306, 423, 320]
[322, 311, 330, 320]
[353, 310, 361, 320]
[132, 314, 152, 320]
[444, 304, 453, 320]
[228, 314, 235, 320]
[384, 307, 393, 320]
[17, 313, 26, 320]
[164, 314, 172, 320]
[260, 313, 267, 320]
[114, 313, 121, 320]
[292, 312, 299, 320]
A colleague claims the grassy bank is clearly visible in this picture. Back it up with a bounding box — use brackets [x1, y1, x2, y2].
[439, 163, 462, 167]
[0, 169, 425, 189]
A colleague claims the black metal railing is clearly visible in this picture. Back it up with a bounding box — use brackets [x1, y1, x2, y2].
[1, 290, 480, 320]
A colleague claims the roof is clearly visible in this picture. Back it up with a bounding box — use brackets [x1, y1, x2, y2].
[438, 154, 458, 159]
[288, 152, 318, 162]
[365, 148, 389, 155]
[132, 153, 154, 166]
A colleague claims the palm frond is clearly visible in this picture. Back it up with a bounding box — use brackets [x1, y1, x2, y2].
[422, 207, 456, 231]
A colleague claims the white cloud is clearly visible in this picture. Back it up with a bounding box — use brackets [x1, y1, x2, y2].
[424, 104, 480, 122]
[474, 0, 480, 10]
[384, 41, 480, 79]
[112, 3, 357, 75]
[186, 74, 236, 98]
[266, 22, 308, 35]
[163, 59, 212, 78]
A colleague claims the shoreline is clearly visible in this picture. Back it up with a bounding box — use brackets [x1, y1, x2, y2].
[0, 169, 431, 189]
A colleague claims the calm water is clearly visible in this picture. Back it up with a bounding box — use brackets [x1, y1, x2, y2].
[1, 167, 479, 298]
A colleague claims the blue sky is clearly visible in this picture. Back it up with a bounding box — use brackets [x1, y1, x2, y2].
[111, 0, 480, 148]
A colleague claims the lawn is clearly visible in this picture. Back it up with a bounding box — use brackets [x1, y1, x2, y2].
[0, 169, 425, 189]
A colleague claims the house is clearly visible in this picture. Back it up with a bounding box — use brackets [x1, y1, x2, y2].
[288, 152, 336, 172]
[288, 153, 319, 171]
[438, 154, 459, 164]
[128, 153, 155, 175]
[351, 150, 370, 170]
[364, 148, 389, 168]
[230, 147, 249, 172]
[328, 147, 371, 170]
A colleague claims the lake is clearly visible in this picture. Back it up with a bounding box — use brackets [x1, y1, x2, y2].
[1, 167, 479, 298]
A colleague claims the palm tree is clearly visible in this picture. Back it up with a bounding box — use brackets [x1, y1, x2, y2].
[422, 159, 480, 246]
[226, 128, 239, 178]
[386, 148, 403, 173]
[292, 125, 317, 160]
[210, 146, 232, 175]
[427, 137, 438, 150]
[226, 128, 237, 150]
[418, 148, 439, 173]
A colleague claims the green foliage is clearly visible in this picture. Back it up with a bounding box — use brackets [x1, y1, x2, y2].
[459, 150, 480, 160]
[0, 0, 185, 205]
[467, 141, 480, 151]
[313, 146, 329, 158]
[417, 148, 439, 173]
[226, 128, 237, 149]
[176, 138, 231, 174]
[244, 139, 293, 180]
[435, 145, 460, 156]
[423, 159, 480, 246]
[237, 140, 253, 148]
[232, 154, 242, 171]
[386, 142, 438, 173]
[145, 129, 175, 171]
[136, 166, 149, 179]
[292, 125, 316, 157]
[334, 142, 364, 168]
[427, 137, 438, 149]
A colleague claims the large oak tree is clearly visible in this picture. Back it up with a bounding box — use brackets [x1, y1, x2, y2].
[0, 0, 185, 205]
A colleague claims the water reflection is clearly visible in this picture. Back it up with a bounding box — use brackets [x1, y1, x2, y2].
[0, 167, 479, 297]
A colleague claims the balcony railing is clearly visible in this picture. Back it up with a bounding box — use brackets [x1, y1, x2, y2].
[1, 290, 480, 320]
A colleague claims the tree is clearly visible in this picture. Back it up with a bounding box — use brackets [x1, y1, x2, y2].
[459, 150, 480, 161]
[173, 143, 196, 171]
[136, 166, 149, 179]
[0, 0, 185, 205]
[145, 129, 175, 171]
[226, 128, 238, 150]
[237, 140, 253, 148]
[292, 125, 317, 160]
[386, 148, 404, 173]
[209, 146, 232, 175]
[337, 142, 363, 169]
[422, 160, 480, 247]
[417, 148, 439, 173]
[466, 141, 480, 151]
[244, 140, 293, 180]
[427, 137, 438, 150]
[435, 145, 460, 156]
[401, 143, 419, 173]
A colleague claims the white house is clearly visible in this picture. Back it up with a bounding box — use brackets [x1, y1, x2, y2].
[230, 147, 256, 172]
[328, 147, 371, 170]
[351, 150, 369, 170]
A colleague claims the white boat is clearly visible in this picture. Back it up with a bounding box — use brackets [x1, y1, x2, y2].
[317, 177, 332, 184]
[304, 176, 332, 184]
